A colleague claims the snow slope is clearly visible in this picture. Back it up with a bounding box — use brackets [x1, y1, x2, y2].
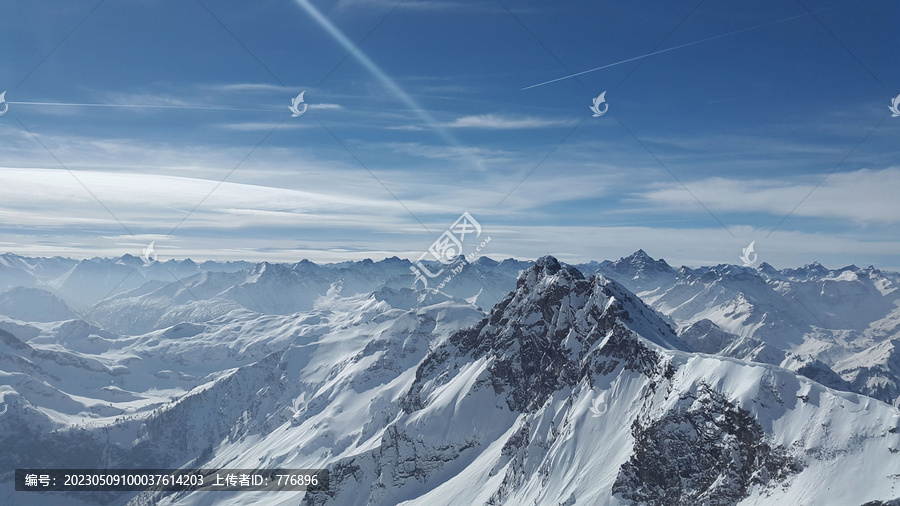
[1, 254, 899, 505]
[586, 251, 900, 403]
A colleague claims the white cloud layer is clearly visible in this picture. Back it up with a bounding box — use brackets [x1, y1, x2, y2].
[639, 167, 900, 224]
[444, 114, 572, 129]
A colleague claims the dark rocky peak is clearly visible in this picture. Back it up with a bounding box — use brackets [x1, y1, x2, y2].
[196, 259, 254, 273]
[781, 261, 830, 281]
[613, 383, 798, 504]
[627, 249, 652, 261]
[677, 265, 699, 277]
[595, 250, 677, 293]
[370, 256, 412, 270]
[473, 256, 499, 267]
[756, 262, 783, 281]
[615, 249, 675, 274]
[514, 255, 584, 291]
[533, 255, 567, 275]
[498, 258, 533, 269]
[244, 262, 297, 284]
[405, 256, 680, 413]
[178, 258, 198, 268]
[837, 264, 860, 273]
[292, 259, 319, 270]
[477, 257, 683, 360]
[588, 275, 685, 351]
[291, 259, 325, 279]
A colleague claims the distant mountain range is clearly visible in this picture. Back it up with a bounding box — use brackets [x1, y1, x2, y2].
[0, 252, 898, 505]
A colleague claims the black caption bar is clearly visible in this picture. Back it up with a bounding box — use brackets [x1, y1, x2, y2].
[15, 469, 329, 492]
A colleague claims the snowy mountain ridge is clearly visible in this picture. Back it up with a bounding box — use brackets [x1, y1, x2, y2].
[1, 253, 899, 504]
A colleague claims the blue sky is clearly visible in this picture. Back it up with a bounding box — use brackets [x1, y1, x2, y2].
[1, 0, 898, 269]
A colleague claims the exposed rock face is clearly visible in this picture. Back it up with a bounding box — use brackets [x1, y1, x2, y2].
[404, 256, 680, 414]
[308, 257, 807, 505]
[3, 254, 899, 505]
[613, 384, 798, 505]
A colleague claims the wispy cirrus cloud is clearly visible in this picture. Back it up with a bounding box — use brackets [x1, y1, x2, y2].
[386, 125, 427, 131]
[202, 83, 289, 93]
[381, 142, 516, 165]
[443, 114, 573, 129]
[216, 122, 314, 131]
[101, 91, 202, 108]
[309, 103, 343, 110]
[334, 0, 482, 11]
[638, 167, 900, 224]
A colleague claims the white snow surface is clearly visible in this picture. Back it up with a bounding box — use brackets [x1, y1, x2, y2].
[0, 253, 899, 505]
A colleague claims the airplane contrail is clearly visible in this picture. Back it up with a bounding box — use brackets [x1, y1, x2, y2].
[292, 0, 488, 172]
[522, 10, 825, 90]
[6, 101, 276, 112]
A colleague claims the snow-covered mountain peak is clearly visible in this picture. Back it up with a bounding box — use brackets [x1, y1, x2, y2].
[473, 256, 499, 267]
[756, 261, 783, 281]
[245, 261, 285, 282]
[403, 257, 683, 414]
[781, 261, 831, 281]
[586, 250, 677, 293]
[515, 255, 584, 291]
[484, 257, 685, 355]
[588, 274, 686, 351]
[3, 252, 900, 505]
[616, 249, 675, 274]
